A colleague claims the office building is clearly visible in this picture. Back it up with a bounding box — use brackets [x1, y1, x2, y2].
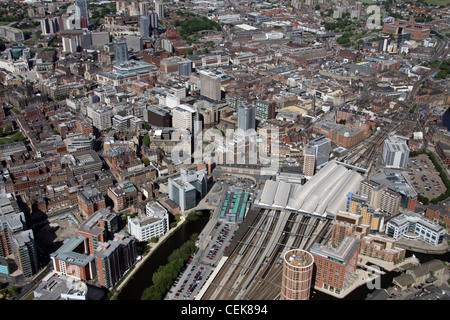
[0, 26, 24, 42]
[140, 15, 151, 37]
[91, 108, 112, 131]
[74, 0, 89, 29]
[330, 126, 365, 149]
[62, 37, 77, 53]
[114, 42, 128, 63]
[0, 257, 8, 275]
[40, 17, 60, 35]
[125, 35, 143, 51]
[172, 104, 200, 134]
[0, 202, 38, 278]
[168, 168, 207, 212]
[0, 211, 26, 257]
[382, 134, 409, 169]
[112, 115, 142, 131]
[77, 187, 106, 217]
[139, 2, 149, 16]
[97, 60, 159, 87]
[67, 150, 103, 176]
[127, 201, 170, 241]
[108, 181, 141, 212]
[382, 19, 430, 40]
[358, 169, 418, 214]
[310, 236, 360, 295]
[281, 249, 314, 300]
[155, 1, 164, 19]
[308, 136, 331, 170]
[385, 211, 446, 246]
[178, 60, 192, 77]
[33, 272, 89, 300]
[397, 32, 410, 47]
[378, 35, 391, 53]
[160, 57, 181, 74]
[199, 70, 222, 101]
[161, 38, 173, 53]
[254, 100, 276, 120]
[144, 105, 172, 127]
[195, 100, 219, 128]
[237, 105, 256, 132]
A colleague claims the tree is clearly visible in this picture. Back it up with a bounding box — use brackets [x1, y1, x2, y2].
[142, 134, 150, 147]
[5, 126, 12, 135]
[142, 158, 150, 166]
[150, 237, 158, 243]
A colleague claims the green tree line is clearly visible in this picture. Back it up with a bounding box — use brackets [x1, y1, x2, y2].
[141, 233, 199, 300]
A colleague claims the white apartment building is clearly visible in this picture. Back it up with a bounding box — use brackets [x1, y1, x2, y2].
[382, 134, 410, 169]
[91, 108, 112, 131]
[127, 201, 169, 241]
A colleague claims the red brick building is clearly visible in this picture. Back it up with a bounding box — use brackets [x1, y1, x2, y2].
[50, 235, 96, 282]
[425, 203, 450, 232]
[383, 19, 430, 40]
[435, 142, 450, 166]
[77, 187, 106, 217]
[76, 208, 119, 255]
[107, 181, 141, 212]
[310, 236, 360, 296]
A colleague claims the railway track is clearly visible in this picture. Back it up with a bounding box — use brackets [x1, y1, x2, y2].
[339, 106, 409, 174]
[201, 208, 334, 300]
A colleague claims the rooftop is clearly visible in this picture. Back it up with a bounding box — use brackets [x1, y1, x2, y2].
[310, 236, 360, 265]
[255, 161, 364, 217]
[284, 249, 314, 268]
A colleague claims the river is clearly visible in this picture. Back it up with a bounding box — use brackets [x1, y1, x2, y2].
[442, 110, 450, 131]
[116, 211, 211, 300]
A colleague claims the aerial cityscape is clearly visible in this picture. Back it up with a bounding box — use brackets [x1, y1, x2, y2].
[0, 0, 449, 306]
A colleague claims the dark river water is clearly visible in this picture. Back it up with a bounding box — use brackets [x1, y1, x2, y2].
[116, 211, 211, 300]
[442, 111, 450, 131]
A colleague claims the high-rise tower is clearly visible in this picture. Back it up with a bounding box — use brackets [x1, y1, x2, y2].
[281, 249, 314, 300]
[74, 0, 89, 29]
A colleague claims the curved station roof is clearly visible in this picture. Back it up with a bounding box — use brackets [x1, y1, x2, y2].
[256, 161, 364, 217]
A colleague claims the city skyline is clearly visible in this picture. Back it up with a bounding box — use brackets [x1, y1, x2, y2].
[0, 0, 448, 306]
